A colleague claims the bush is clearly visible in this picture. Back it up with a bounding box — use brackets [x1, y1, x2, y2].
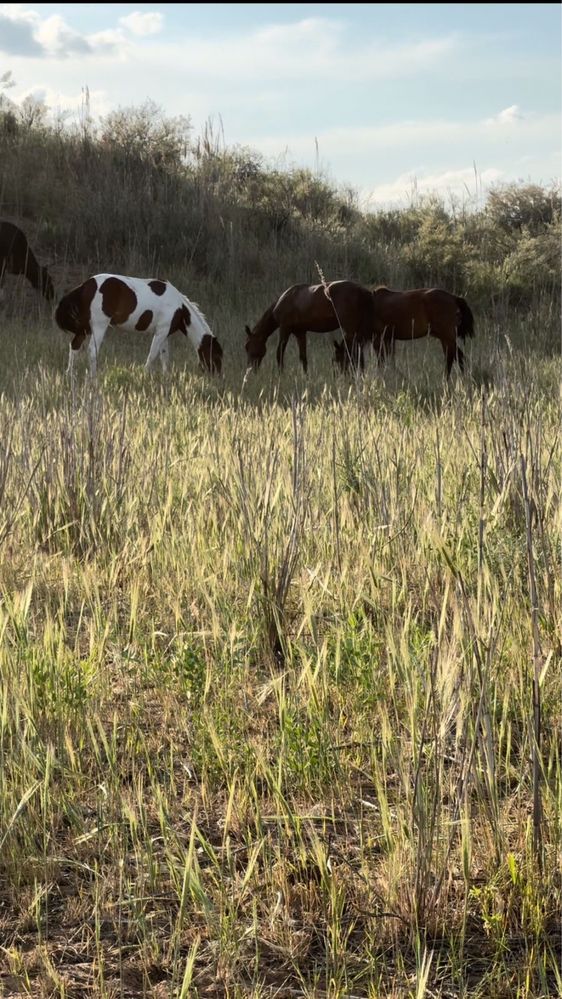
[0, 92, 559, 311]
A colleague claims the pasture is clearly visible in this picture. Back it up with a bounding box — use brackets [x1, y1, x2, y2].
[0, 280, 560, 998]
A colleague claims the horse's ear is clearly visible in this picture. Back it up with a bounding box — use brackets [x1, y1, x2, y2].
[333, 339, 339, 348]
[245, 324, 251, 338]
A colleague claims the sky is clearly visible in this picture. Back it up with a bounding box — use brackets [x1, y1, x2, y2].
[1, 3, 560, 207]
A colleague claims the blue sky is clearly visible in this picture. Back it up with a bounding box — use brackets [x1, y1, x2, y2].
[1, 3, 560, 205]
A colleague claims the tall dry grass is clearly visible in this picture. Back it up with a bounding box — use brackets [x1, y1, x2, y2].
[0, 298, 559, 996]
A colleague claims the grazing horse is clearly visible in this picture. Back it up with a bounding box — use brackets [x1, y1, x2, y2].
[333, 287, 475, 378]
[55, 274, 222, 377]
[245, 280, 377, 374]
[0, 220, 54, 300]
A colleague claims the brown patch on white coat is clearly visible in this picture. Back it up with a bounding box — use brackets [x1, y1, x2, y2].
[135, 310, 153, 332]
[54, 274, 223, 376]
[99, 276, 138, 325]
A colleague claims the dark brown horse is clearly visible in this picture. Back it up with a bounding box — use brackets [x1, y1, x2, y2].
[245, 280, 377, 373]
[333, 287, 474, 377]
[0, 221, 54, 301]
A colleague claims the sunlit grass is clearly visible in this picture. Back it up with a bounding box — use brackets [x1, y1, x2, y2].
[0, 303, 560, 997]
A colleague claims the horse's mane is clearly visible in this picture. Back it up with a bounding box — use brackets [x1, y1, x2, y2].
[251, 302, 277, 338]
[182, 294, 214, 338]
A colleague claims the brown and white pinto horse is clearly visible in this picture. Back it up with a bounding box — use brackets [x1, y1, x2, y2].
[0, 220, 54, 301]
[55, 274, 222, 376]
[245, 280, 377, 374]
[333, 287, 475, 378]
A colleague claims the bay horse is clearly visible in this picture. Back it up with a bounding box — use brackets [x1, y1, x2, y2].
[333, 287, 474, 378]
[0, 220, 54, 300]
[55, 274, 222, 377]
[244, 280, 377, 374]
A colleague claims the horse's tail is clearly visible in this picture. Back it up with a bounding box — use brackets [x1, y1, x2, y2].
[455, 296, 475, 339]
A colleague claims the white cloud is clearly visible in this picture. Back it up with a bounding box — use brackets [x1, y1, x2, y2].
[0, 8, 456, 76]
[0, 3, 42, 55]
[0, 3, 125, 57]
[249, 111, 559, 169]
[485, 104, 523, 126]
[35, 14, 93, 55]
[243, 110, 559, 205]
[253, 120, 465, 160]
[252, 109, 560, 163]
[17, 84, 111, 117]
[364, 166, 505, 207]
[144, 19, 459, 83]
[119, 11, 163, 37]
[87, 28, 127, 53]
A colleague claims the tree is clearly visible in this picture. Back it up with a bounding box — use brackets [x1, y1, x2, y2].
[0, 71, 18, 137]
[486, 183, 560, 234]
[100, 100, 192, 170]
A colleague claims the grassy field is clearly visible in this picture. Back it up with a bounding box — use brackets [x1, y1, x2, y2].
[0, 283, 560, 998]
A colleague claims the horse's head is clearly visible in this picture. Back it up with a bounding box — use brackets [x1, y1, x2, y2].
[198, 334, 223, 375]
[244, 324, 266, 370]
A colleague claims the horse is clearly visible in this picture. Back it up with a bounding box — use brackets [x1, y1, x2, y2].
[0, 220, 54, 301]
[244, 280, 378, 374]
[55, 274, 223, 377]
[333, 287, 475, 378]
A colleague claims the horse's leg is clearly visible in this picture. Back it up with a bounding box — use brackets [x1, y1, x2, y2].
[355, 313, 376, 373]
[445, 345, 456, 378]
[373, 334, 388, 367]
[67, 332, 86, 375]
[295, 332, 308, 374]
[87, 324, 108, 378]
[362, 339, 374, 369]
[145, 327, 169, 370]
[441, 330, 464, 377]
[276, 328, 290, 370]
[159, 338, 171, 373]
[439, 335, 459, 379]
[383, 330, 396, 369]
[0, 260, 7, 304]
[358, 340, 365, 372]
[351, 336, 364, 372]
[341, 334, 359, 374]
